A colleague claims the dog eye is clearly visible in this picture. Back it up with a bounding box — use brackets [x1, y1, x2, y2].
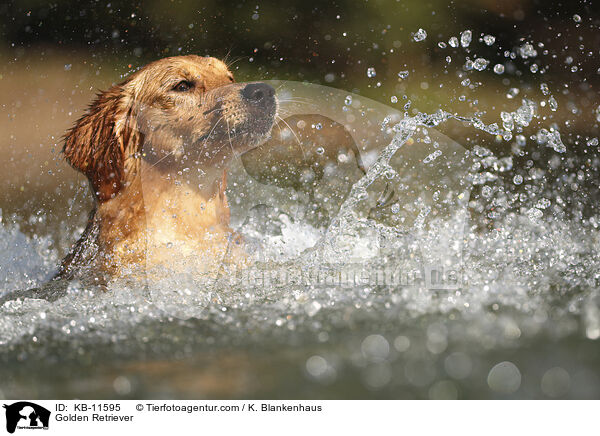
[173, 80, 194, 92]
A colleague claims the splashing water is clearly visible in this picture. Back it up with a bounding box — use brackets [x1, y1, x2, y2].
[2, 44, 600, 400]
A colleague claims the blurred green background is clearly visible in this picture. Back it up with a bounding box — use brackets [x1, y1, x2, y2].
[2, 0, 599, 84]
[2, 0, 599, 96]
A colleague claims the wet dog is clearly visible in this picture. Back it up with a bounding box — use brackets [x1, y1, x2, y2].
[57, 55, 277, 280]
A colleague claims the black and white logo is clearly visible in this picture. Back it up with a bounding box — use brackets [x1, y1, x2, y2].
[3, 402, 50, 434]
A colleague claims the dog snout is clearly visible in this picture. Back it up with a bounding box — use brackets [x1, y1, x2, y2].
[241, 83, 275, 108]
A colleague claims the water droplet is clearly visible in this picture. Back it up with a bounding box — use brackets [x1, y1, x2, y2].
[473, 57, 489, 71]
[361, 335, 390, 362]
[413, 28, 427, 42]
[493, 64, 505, 74]
[506, 87, 520, 99]
[393, 336, 410, 352]
[518, 43, 537, 59]
[367, 67, 376, 78]
[535, 127, 566, 153]
[381, 116, 391, 131]
[586, 137, 598, 147]
[487, 361, 522, 394]
[527, 207, 544, 221]
[460, 30, 472, 47]
[483, 35, 496, 46]
[344, 95, 353, 106]
[573, 14, 582, 22]
[390, 95, 398, 103]
[507, 99, 537, 128]
[306, 355, 328, 377]
[397, 70, 409, 79]
[423, 150, 442, 163]
[438, 41, 447, 49]
[513, 175, 523, 185]
[448, 37, 459, 48]
[536, 198, 551, 209]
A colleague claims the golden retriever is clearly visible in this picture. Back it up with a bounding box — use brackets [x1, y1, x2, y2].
[57, 55, 277, 280]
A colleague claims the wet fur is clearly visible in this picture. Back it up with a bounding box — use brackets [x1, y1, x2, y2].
[57, 55, 275, 280]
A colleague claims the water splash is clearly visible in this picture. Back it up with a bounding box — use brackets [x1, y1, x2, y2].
[1, 77, 598, 399]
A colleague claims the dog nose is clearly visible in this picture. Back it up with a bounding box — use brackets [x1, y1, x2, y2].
[241, 83, 275, 107]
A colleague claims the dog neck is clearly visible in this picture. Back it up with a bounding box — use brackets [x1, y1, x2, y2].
[94, 160, 233, 272]
[137, 160, 231, 227]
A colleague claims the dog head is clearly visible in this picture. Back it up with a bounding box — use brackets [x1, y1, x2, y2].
[63, 55, 277, 202]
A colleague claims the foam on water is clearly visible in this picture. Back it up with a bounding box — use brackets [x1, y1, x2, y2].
[0, 214, 57, 293]
[1, 113, 598, 348]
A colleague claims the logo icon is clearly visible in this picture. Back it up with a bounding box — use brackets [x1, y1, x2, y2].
[3, 402, 50, 434]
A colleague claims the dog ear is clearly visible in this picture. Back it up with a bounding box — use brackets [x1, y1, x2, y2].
[63, 85, 140, 202]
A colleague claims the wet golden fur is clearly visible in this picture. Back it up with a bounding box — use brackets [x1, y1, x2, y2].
[59, 55, 276, 279]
